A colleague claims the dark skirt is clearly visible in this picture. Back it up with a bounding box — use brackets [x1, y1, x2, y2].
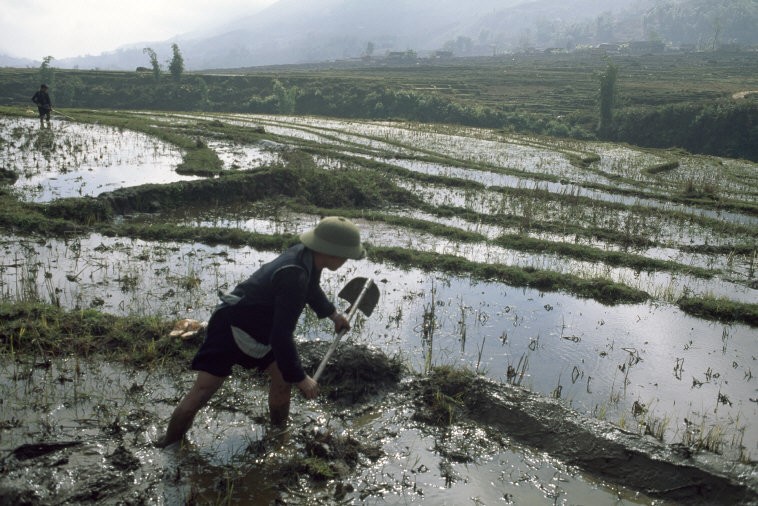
[190, 305, 275, 377]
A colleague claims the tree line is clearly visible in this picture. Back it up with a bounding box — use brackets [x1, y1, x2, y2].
[1, 57, 755, 162]
[140, 44, 185, 82]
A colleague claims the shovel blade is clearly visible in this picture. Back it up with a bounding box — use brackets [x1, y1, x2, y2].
[338, 277, 380, 317]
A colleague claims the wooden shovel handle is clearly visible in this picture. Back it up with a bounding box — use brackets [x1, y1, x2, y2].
[313, 279, 373, 381]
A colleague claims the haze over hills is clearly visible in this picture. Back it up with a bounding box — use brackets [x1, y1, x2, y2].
[2, 0, 757, 70]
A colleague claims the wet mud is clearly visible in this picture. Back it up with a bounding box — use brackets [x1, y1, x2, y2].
[298, 341, 404, 405]
[1, 342, 755, 505]
[411, 367, 758, 505]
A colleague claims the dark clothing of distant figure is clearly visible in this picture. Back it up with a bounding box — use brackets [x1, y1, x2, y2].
[191, 243, 336, 381]
[32, 90, 52, 119]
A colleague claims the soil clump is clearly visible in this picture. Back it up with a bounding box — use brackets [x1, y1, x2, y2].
[299, 340, 405, 404]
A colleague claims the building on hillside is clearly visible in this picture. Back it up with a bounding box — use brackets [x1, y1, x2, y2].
[385, 50, 418, 62]
[676, 43, 697, 53]
[575, 45, 606, 55]
[625, 41, 666, 55]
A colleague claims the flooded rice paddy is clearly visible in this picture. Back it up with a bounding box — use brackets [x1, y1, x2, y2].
[0, 110, 756, 504]
[0, 117, 194, 202]
[1, 354, 675, 505]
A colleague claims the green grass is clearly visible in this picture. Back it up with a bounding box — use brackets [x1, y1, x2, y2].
[370, 246, 650, 305]
[495, 233, 715, 278]
[644, 160, 680, 175]
[677, 296, 758, 327]
[177, 145, 224, 176]
[0, 192, 84, 235]
[0, 301, 185, 366]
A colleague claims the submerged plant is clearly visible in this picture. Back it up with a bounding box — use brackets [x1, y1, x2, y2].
[420, 283, 438, 375]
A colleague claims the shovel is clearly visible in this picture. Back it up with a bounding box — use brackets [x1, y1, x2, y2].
[53, 109, 77, 121]
[313, 277, 379, 381]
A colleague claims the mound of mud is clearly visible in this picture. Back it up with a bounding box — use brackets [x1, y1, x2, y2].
[12, 441, 83, 461]
[299, 340, 404, 404]
[410, 367, 758, 505]
[280, 426, 384, 482]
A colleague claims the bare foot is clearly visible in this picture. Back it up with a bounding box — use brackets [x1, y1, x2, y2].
[154, 434, 181, 449]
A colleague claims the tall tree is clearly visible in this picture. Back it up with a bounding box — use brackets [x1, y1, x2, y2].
[168, 44, 185, 81]
[273, 79, 298, 114]
[39, 56, 55, 87]
[598, 60, 618, 136]
[143, 48, 161, 81]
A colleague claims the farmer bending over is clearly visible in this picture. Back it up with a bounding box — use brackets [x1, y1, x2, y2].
[31, 84, 52, 128]
[156, 216, 366, 448]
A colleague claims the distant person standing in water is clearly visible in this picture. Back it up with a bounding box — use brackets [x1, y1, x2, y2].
[31, 84, 52, 127]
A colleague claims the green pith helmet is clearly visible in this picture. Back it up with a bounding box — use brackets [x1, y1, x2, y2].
[300, 216, 366, 260]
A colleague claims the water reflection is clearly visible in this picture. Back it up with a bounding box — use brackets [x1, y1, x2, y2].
[1, 233, 754, 464]
[0, 358, 664, 505]
[0, 117, 192, 202]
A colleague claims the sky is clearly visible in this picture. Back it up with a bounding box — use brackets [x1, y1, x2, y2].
[0, 0, 277, 61]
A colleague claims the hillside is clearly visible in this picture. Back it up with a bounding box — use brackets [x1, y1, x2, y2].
[12, 0, 758, 71]
[57, 0, 643, 70]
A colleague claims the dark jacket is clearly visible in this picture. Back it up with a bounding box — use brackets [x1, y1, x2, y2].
[32, 90, 52, 110]
[218, 243, 335, 382]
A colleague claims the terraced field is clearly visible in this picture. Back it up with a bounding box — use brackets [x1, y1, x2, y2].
[0, 109, 756, 504]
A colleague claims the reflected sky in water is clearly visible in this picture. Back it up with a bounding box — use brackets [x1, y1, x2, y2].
[1, 233, 754, 463]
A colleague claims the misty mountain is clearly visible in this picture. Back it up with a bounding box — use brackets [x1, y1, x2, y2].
[35, 0, 758, 71]
[0, 54, 37, 68]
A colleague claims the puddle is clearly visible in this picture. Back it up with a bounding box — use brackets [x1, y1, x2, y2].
[201, 113, 757, 227]
[205, 139, 281, 170]
[0, 117, 193, 202]
[115, 111, 758, 228]
[233, 114, 757, 208]
[389, 177, 754, 249]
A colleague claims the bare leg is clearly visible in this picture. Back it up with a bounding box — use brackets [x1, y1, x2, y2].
[156, 371, 225, 448]
[265, 362, 292, 427]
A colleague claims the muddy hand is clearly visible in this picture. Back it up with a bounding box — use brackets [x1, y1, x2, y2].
[297, 375, 319, 399]
[329, 311, 350, 334]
